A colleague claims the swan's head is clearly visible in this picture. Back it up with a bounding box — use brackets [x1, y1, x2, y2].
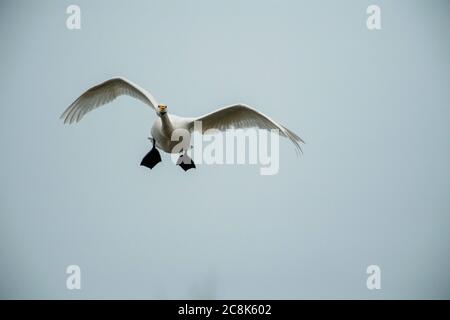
[158, 104, 168, 116]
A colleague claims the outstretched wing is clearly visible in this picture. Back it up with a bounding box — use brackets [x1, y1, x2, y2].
[191, 103, 304, 153]
[61, 77, 159, 124]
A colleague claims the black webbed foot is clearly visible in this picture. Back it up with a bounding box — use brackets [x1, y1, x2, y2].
[177, 154, 196, 171]
[140, 138, 161, 170]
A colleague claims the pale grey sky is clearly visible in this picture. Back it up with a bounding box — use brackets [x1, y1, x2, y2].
[0, 0, 449, 299]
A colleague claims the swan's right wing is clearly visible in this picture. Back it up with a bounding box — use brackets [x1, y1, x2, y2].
[61, 77, 159, 124]
[191, 103, 304, 154]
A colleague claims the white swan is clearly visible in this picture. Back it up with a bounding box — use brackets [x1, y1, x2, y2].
[61, 77, 304, 170]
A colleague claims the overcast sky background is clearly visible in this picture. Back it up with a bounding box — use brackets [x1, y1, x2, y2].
[0, 0, 449, 299]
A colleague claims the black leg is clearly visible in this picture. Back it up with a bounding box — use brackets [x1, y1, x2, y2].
[140, 138, 162, 169]
[177, 153, 196, 171]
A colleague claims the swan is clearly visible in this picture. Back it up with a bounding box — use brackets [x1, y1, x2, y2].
[61, 77, 304, 171]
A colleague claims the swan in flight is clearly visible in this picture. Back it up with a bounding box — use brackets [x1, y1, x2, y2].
[61, 77, 304, 171]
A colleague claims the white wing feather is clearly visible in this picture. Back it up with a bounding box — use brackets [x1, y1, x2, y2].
[191, 103, 304, 153]
[61, 77, 159, 124]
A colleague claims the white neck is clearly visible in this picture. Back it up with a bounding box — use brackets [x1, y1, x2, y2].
[160, 113, 173, 136]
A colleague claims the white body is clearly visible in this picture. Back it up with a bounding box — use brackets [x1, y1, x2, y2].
[151, 114, 193, 153]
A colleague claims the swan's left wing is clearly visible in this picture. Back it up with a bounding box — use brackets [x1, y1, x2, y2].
[190, 103, 304, 153]
[60, 77, 159, 124]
